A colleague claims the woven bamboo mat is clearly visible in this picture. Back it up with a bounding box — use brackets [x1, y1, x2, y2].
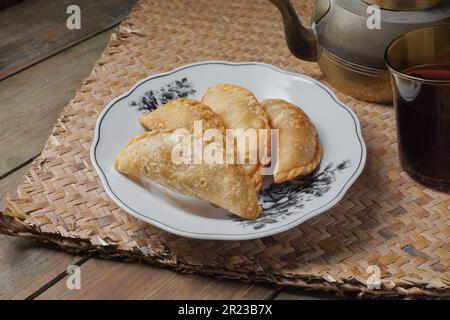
[1, 0, 449, 298]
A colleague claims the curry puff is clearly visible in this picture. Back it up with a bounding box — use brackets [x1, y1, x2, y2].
[139, 98, 225, 133]
[261, 99, 322, 183]
[114, 130, 262, 220]
[139, 98, 234, 170]
[201, 84, 271, 191]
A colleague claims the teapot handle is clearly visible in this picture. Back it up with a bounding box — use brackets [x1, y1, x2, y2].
[268, 0, 319, 62]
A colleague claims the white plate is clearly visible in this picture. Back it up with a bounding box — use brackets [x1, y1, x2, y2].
[91, 61, 366, 240]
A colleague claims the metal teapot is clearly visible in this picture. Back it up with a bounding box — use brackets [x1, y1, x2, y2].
[269, 0, 450, 103]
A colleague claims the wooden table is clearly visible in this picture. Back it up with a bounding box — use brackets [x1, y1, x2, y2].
[0, 0, 337, 300]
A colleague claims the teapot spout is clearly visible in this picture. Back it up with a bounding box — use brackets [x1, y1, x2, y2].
[269, 0, 318, 62]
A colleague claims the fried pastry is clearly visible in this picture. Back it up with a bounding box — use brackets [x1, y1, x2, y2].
[139, 98, 232, 169]
[139, 98, 225, 133]
[201, 84, 271, 191]
[114, 130, 261, 219]
[261, 99, 322, 183]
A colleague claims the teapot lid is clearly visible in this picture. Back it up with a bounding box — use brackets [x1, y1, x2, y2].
[337, 0, 450, 24]
[362, 0, 443, 11]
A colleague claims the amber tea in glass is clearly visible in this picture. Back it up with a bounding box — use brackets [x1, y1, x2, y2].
[386, 25, 450, 189]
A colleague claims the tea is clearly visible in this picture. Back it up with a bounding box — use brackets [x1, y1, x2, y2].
[406, 64, 450, 81]
[393, 64, 450, 188]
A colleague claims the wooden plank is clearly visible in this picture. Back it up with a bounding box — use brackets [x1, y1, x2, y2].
[37, 258, 278, 300]
[0, 233, 83, 300]
[0, 164, 30, 199]
[0, 26, 117, 301]
[0, 29, 114, 177]
[0, 166, 82, 300]
[0, 0, 136, 80]
[0, 233, 83, 299]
